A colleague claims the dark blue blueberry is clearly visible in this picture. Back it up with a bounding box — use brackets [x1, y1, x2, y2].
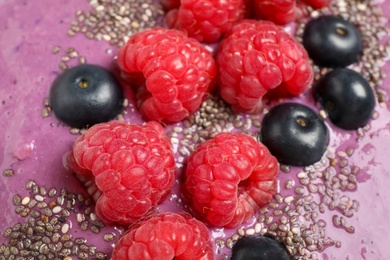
[313, 68, 375, 130]
[49, 64, 124, 128]
[231, 235, 290, 260]
[259, 103, 329, 166]
[303, 15, 363, 68]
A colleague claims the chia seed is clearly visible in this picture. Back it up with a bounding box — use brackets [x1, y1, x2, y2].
[0, 180, 121, 259]
[3, 169, 14, 177]
[68, 0, 163, 47]
[103, 233, 114, 242]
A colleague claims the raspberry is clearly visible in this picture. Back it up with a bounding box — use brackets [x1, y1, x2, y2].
[253, 0, 331, 25]
[160, 0, 181, 10]
[253, 0, 296, 25]
[301, 0, 331, 9]
[165, 0, 247, 43]
[117, 28, 217, 123]
[183, 132, 279, 228]
[67, 121, 175, 225]
[111, 212, 214, 260]
[216, 20, 313, 113]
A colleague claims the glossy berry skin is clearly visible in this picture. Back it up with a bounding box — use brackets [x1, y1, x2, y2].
[111, 212, 214, 260]
[253, 0, 296, 25]
[183, 132, 279, 228]
[303, 15, 363, 68]
[160, 0, 180, 10]
[313, 68, 376, 130]
[49, 64, 124, 128]
[301, 0, 331, 9]
[259, 103, 329, 166]
[165, 0, 247, 43]
[253, 0, 331, 25]
[117, 27, 217, 123]
[217, 20, 313, 113]
[231, 235, 290, 260]
[67, 121, 175, 225]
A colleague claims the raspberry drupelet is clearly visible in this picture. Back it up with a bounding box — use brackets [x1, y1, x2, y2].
[67, 121, 175, 225]
[117, 27, 217, 123]
[111, 212, 214, 260]
[183, 132, 279, 228]
[216, 20, 313, 113]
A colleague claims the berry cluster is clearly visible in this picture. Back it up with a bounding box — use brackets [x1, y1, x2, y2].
[116, 1, 320, 118]
[163, 0, 330, 40]
[117, 21, 313, 115]
[68, 122, 279, 258]
[67, 121, 175, 225]
[60, 0, 375, 259]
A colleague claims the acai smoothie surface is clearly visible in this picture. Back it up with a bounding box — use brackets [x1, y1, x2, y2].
[1, 0, 390, 259]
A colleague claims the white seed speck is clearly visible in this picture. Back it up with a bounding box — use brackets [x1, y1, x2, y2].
[96, 5, 105, 11]
[21, 197, 30, 205]
[90, 213, 97, 222]
[255, 223, 262, 233]
[61, 223, 70, 234]
[246, 229, 255, 236]
[52, 206, 62, 214]
[337, 151, 348, 158]
[103, 34, 111, 41]
[77, 213, 85, 223]
[291, 227, 301, 235]
[35, 195, 44, 202]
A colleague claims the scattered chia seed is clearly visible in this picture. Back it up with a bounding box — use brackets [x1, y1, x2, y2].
[68, 0, 163, 47]
[3, 169, 14, 177]
[90, 225, 100, 234]
[0, 180, 121, 259]
[103, 233, 114, 242]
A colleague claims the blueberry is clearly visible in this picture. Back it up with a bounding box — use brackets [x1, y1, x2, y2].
[231, 235, 290, 260]
[49, 64, 124, 128]
[259, 103, 329, 166]
[313, 68, 375, 130]
[302, 15, 363, 68]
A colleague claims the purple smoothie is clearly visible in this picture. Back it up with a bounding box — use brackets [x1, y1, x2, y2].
[1, 0, 390, 259]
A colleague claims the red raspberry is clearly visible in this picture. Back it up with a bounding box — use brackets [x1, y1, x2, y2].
[183, 132, 279, 228]
[165, 0, 247, 44]
[253, 0, 331, 25]
[67, 121, 175, 225]
[253, 0, 296, 25]
[111, 212, 214, 260]
[117, 28, 217, 123]
[216, 20, 313, 113]
[301, 0, 331, 9]
[160, 0, 181, 10]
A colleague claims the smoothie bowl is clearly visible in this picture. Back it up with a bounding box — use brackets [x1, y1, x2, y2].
[1, 0, 390, 259]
